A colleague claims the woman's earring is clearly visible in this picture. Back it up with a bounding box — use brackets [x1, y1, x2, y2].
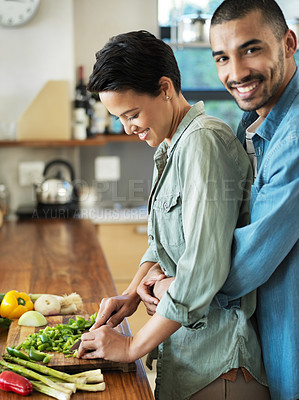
[166, 95, 170, 100]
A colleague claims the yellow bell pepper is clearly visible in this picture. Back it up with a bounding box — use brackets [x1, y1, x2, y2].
[0, 290, 34, 319]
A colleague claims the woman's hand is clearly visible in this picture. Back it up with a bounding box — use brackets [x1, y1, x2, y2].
[77, 325, 134, 363]
[90, 293, 140, 331]
[90, 261, 157, 330]
[137, 264, 167, 315]
[77, 313, 181, 363]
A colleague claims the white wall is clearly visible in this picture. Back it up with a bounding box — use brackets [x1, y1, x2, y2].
[0, 0, 74, 124]
[0, 0, 158, 125]
[73, 0, 158, 84]
[0, 0, 76, 213]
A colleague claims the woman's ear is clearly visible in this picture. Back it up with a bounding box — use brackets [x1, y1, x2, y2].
[159, 76, 174, 100]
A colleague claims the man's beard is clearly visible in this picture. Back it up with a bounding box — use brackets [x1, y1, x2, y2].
[228, 48, 285, 112]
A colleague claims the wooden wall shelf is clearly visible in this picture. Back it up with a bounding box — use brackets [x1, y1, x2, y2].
[0, 134, 140, 147]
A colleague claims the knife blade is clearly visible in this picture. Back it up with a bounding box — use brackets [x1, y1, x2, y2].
[69, 312, 116, 351]
[69, 332, 87, 351]
[69, 340, 82, 351]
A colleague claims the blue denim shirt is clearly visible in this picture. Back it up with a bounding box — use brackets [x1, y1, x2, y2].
[219, 68, 299, 400]
[141, 102, 267, 399]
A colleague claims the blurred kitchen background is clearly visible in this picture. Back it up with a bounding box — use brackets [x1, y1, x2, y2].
[0, 0, 298, 219]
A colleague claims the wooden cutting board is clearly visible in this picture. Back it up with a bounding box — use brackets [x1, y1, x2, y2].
[5, 315, 136, 373]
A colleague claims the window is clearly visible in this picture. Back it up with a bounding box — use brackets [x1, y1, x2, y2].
[158, 0, 222, 26]
[174, 47, 243, 132]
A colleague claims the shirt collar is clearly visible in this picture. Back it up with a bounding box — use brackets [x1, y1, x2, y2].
[167, 101, 205, 157]
[256, 67, 299, 141]
[153, 101, 205, 162]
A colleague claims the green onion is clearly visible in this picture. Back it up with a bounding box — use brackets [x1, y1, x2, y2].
[31, 381, 71, 400]
[2, 355, 87, 385]
[71, 368, 104, 383]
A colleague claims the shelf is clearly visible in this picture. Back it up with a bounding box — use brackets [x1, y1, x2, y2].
[0, 134, 141, 148]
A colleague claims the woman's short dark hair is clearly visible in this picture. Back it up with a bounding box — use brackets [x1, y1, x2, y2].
[211, 0, 288, 41]
[87, 30, 181, 97]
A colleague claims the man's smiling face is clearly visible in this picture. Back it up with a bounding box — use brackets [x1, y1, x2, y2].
[210, 10, 287, 117]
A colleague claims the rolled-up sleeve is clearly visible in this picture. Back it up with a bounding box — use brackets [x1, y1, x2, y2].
[139, 246, 158, 267]
[156, 129, 251, 327]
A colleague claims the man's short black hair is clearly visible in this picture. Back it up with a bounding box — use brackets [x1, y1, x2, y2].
[211, 0, 289, 41]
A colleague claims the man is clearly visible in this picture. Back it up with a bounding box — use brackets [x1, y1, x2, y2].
[209, 1, 299, 399]
[138, 1, 298, 399]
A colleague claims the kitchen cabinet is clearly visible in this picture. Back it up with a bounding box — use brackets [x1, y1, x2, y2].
[97, 223, 151, 334]
[0, 134, 140, 148]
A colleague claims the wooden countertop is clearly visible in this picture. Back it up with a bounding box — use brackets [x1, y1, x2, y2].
[0, 219, 154, 400]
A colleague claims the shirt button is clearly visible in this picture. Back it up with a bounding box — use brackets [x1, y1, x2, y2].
[149, 234, 154, 241]
[163, 202, 168, 209]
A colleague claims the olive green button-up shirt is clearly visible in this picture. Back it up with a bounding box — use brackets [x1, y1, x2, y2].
[140, 102, 267, 399]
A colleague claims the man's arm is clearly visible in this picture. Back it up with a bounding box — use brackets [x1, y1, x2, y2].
[221, 137, 299, 301]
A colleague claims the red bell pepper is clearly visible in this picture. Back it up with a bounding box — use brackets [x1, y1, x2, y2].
[0, 370, 33, 395]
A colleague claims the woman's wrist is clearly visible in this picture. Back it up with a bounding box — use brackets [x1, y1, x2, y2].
[126, 336, 139, 363]
[128, 314, 182, 362]
[122, 261, 157, 299]
[121, 290, 141, 308]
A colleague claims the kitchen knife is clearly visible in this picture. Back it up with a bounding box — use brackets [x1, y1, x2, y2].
[69, 312, 116, 351]
[69, 331, 88, 351]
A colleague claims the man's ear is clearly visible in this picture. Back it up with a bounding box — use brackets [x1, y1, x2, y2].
[285, 29, 297, 58]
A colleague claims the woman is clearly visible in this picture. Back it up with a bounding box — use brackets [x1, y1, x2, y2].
[77, 30, 269, 400]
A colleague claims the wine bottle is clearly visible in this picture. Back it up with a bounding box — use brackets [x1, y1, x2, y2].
[73, 65, 93, 139]
[91, 99, 109, 134]
[75, 65, 87, 101]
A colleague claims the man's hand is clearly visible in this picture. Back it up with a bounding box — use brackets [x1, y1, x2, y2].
[153, 277, 175, 300]
[137, 263, 169, 315]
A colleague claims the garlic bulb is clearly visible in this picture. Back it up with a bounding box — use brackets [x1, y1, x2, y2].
[31, 292, 83, 315]
[34, 294, 61, 316]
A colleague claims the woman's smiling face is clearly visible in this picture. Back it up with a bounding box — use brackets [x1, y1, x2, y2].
[100, 89, 174, 147]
